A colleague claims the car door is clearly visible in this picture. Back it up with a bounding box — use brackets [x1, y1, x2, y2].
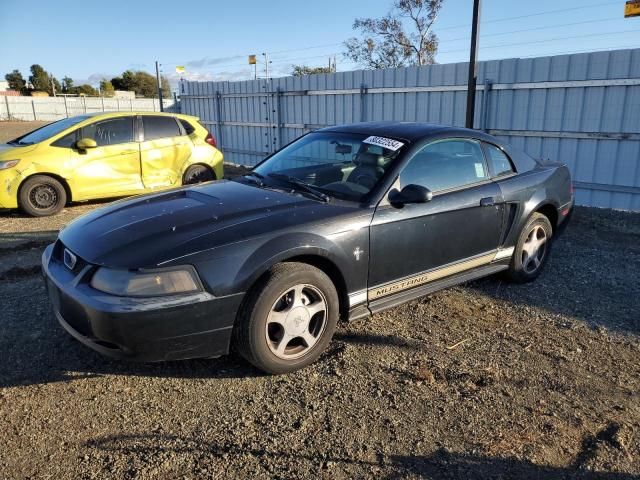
[69, 116, 143, 199]
[368, 138, 505, 296]
[140, 115, 192, 189]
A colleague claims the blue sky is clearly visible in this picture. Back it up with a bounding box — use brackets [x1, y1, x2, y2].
[0, 0, 638, 89]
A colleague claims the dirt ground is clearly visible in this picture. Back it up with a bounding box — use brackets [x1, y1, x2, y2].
[0, 120, 48, 143]
[0, 121, 639, 479]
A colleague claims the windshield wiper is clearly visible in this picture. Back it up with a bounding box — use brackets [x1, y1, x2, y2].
[267, 173, 330, 202]
[243, 171, 266, 186]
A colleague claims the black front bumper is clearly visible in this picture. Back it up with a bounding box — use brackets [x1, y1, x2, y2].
[42, 244, 244, 362]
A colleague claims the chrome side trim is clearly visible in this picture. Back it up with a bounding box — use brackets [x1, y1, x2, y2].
[493, 247, 515, 261]
[348, 290, 368, 307]
[367, 251, 497, 301]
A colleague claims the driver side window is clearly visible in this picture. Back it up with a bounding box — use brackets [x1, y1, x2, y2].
[81, 117, 134, 146]
[400, 139, 488, 192]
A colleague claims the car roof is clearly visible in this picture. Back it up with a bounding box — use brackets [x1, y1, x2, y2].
[69, 111, 197, 120]
[316, 122, 504, 143]
[318, 122, 464, 142]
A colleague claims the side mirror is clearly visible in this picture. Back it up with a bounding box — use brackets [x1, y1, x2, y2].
[389, 184, 433, 206]
[76, 138, 97, 150]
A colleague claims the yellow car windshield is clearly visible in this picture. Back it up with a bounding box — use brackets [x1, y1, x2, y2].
[9, 116, 89, 146]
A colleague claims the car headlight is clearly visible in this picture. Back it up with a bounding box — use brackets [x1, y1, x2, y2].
[0, 160, 20, 170]
[90, 266, 202, 297]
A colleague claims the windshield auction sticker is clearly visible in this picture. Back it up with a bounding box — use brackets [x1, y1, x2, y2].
[363, 136, 404, 151]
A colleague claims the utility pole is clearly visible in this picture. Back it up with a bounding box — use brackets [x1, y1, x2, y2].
[465, 0, 481, 129]
[51, 77, 56, 97]
[155, 60, 164, 112]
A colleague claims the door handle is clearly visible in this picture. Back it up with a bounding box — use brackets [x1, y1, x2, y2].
[480, 196, 495, 207]
[120, 150, 138, 155]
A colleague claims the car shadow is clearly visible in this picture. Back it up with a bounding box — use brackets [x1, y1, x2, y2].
[84, 432, 638, 479]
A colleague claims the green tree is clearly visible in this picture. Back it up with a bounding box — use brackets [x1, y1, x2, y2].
[61, 76, 74, 93]
[74, 84, 98, 96]
[291, 65, 333, 76]
[27, 64, 61, 95]
[5, 69, 26, 93]
[29, 64, 51, 93]
[111, 70, 171, 98]
[344, 0, 442, 69]
[99, 79, 115, 97]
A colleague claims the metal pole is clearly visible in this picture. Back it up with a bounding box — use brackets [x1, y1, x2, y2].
[32, 99, 37, 120]
[359, 84, 368, 122]
[101, 96, 105, 112]
[481, 79, 493, 132]
[63, 96, 68, 117]
[262, 53, 269, 80]
[155, 60, 164, 112]
[465, 0, 481, 129]
[5, 95, 11, 120]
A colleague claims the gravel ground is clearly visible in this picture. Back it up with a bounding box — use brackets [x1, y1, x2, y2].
[1, 121, 639, 479]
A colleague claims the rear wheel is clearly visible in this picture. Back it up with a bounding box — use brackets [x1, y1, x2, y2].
[505, 212, 553, 283]
[234, 262, 339, 374]
[18, 175, 67, 217]
[183, 165, 215, 185]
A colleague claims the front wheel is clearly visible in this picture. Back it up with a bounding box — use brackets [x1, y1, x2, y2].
[234, 263, 339, 374]
[18, 175, 67, 217]
[505, 212, 553, 283]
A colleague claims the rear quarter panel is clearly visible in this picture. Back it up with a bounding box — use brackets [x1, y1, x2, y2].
[497, 164, 572, 247]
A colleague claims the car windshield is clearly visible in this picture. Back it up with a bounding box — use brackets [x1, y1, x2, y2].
[9, 116, 89, 145]
[251, 132, 404, 201]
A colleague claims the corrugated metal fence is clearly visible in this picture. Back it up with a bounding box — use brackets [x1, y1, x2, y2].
[181, 48, 640, 211]
[0, 96, 177, 122]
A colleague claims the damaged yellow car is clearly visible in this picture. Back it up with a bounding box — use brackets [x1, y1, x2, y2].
[0, 112, 223, 216]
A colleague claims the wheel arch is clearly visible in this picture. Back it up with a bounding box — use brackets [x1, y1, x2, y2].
[18, 172, 72, 204]
[532, 202, 558, 233]
[235, 243, 352, 323]
[282, 254, 349, 321]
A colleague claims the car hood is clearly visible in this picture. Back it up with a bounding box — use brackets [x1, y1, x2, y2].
[59, 180, 358, 268]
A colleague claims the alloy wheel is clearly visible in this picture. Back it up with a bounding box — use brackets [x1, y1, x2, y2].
[521, 225, 548, 274]
[265, 284, 328, 360]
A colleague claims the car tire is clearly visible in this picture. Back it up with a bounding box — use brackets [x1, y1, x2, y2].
[183, 165, 215, 185]
[505, 212, 553, 283]
[18, 175, 67, 217]
[234, 262, 339, 374]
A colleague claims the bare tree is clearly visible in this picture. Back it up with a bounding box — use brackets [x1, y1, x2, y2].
[344, 0, 443, 69]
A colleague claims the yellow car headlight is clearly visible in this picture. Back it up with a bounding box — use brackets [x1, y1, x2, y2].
[0, 160, 20, 170]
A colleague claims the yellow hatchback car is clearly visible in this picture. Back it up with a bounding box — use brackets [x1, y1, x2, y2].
[0, 112, 224, 216]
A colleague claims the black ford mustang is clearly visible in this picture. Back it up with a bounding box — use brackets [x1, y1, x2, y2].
[42, 122, 573, 374]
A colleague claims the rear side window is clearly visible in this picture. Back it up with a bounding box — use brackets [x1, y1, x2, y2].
[179, 119, 196, 135]
[484, 143, 515, 176]
[401, 139, 488, 192]
[82, 117, 134, 146]
[143, 116, 181, 141]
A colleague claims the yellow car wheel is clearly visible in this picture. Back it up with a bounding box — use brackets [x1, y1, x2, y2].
[183, 165, 215, 185]
[19, 175, 67, 217]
